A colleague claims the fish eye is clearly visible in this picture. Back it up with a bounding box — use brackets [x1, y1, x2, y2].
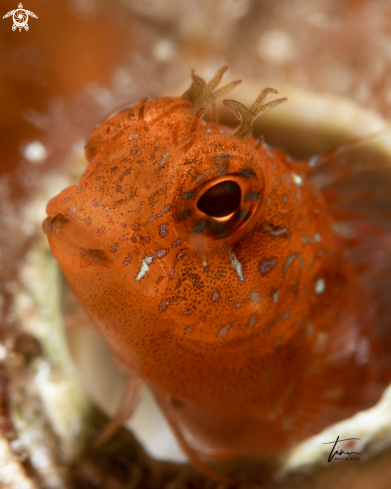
[197, 180, 241, 218]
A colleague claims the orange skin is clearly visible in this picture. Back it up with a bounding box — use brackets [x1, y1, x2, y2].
[43, 69, 389, 469]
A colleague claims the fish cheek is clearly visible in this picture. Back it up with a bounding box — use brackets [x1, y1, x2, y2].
[45, 231, 128, 340]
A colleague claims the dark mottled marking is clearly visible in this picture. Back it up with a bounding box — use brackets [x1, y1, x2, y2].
[259, 258, 277, 275]
[158, 223, 168, 238]
[80, 248, 110, 266]
[193, 219, 210, 233]
[181, 210, 192, 220]
[147, 204, 171, 223]
[214, 154, 231, 163]
[211, 221, 228, 235]
[239, 168, 255, 179]
[245, 192, 261, 201]
[156, 248, 169, 259]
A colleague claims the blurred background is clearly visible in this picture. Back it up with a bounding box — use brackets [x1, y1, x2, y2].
[2, 0, 391, 487]
[2, 0, 391, 184]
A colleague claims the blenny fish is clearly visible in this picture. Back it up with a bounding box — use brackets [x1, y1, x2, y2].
[43, 67, 391, 478]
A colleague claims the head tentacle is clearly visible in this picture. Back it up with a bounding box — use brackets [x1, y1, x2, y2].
[222, 100, 252, 142]
[183, 66, 241, 114]
[224, 88, 287, 142]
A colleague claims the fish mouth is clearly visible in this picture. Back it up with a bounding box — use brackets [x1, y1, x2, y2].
[42, 213, 100, 249]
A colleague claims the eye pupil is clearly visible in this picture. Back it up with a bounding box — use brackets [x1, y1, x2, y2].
[197, 180, 241, 218]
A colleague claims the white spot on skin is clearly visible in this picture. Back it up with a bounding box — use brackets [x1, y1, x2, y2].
[283, 254, 297, 272]
[219, 324, 231, 337]
[160, 152, 169, 169]
[302, 233, 322, 245]
[249, 314, 257, 327]
[250, 291, 261, 303]
[263, 225, 289, 237]
[230, 252, 244, 282]
[315, 278, 325, 294]
[136, 260, 150, 280]
[159, 301, 169, 311]
[272, 289, 280, 303]
[314, 332, 328, 353]
[291, 173, 303, 186]
[23, 141, 48, 163]
[305, 323, 314, 336]
[212, 292, 219, 301]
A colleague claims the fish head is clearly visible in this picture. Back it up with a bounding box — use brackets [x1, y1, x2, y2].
[43, 71, 325, 358]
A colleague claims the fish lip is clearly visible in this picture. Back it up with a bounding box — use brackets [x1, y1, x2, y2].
[42, 215, 56, 236]
[42, 213, 101, 250]
[42, 213, 67, 240]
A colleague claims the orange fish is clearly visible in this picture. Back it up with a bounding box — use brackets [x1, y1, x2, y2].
[43, 66, 391, 479]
